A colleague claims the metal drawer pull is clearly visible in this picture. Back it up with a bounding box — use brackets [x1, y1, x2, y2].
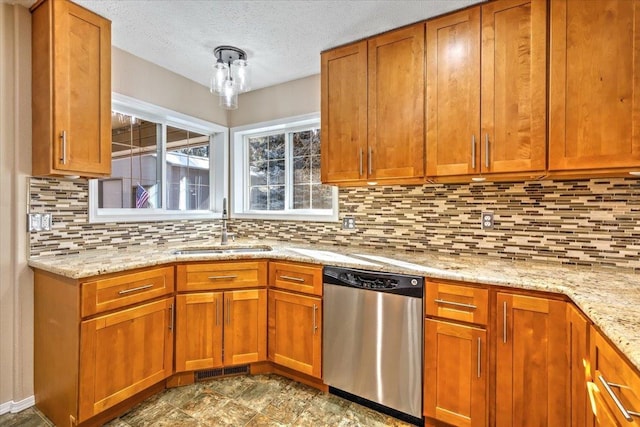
[368, 146, 373, 175]
[471, 134, 476, 169]
[477, 337, 481, 378]
[281, 275, 305, 283]
[169, 303, 174, 331]
[60, 130, 67, 164]
[434, 299, 477, 310]
[208, 275, 238, 280]
[313, 304, 318, 334]
[485, 133, 490, 169]
[118, 284, 153, 295]
[503, 301, 507, 343]
[598, 375, 640, 420]
[359, 148, 364, 177]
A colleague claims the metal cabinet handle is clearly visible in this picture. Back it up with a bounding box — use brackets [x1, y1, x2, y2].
[503, 301, 507, 343]
[359, 148, 364, 177]
[281, 275, 305, 283]
[215, 297, 219, 326]
[313, 304, 318, 334]
[118, 284, 153, 295]
[208, 275, 237, 280]
[60, 130, 67, 164]
[168, 303, 174, 331]
[433, 299, 477, 310]
[598, 375, 640, 420]
[368, 147, 373, 175]
[471, 135, 476, 170]
[485, 133, 490, 169]
[226, 298, 231, 325]
[477, 337, 481, 378]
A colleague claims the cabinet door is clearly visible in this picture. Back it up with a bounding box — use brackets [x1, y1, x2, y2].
[223, 289, 267, 365]
[424, 319, 487, 427]
[175, 292, 223, 372]
[268, 290, 322, 378]
[320, 41, 368, 183]
[549, 0, 640, 172]
[496, 293, 568, 426]
[588, 381, 623, 427]
[368, 23, 425, 181]
[32, 0, 111, 177]
[426, 7, 481, 177]
[481, 0, 546, 174]
[78, 297, 173, 422]
[568, 304, 592, 427]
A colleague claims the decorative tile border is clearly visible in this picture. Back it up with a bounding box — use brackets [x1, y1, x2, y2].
[29, 177, 640, 270]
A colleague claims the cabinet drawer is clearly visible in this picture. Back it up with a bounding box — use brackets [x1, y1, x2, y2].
[177, 261, 267, 291]
[269, 262, 323, 296]
[425, 281, 488, 325]
[81, 266, 174, 317]
[591, 326, 640, 426]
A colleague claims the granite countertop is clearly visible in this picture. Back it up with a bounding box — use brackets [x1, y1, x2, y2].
[29, 239, 640, 374]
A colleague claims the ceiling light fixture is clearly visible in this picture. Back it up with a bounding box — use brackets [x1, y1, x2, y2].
[210, 45, 251, 110]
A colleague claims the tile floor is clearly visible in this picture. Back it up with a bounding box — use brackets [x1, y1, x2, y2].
[0, 374, 414, 426]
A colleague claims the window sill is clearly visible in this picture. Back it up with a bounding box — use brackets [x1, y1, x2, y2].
[89, 209, 221, 223]
[230, 211, 339, 223]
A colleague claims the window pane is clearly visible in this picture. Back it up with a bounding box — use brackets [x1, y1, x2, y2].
[268, 186, 285, 210]
[291, 128, 331, 211]
[311, 184, 333, 209]
[166, 126, 210, 211]
[250, 186, 268, 210]
[99, 112, 161, 209]
[248, 133, 286, 211]
[293, 184, 311, 209]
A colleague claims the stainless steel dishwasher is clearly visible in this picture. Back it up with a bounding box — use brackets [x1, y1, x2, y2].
[323, 266, 423, 425]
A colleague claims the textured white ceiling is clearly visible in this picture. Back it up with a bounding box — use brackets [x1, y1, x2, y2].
[24, 0, 484, 91]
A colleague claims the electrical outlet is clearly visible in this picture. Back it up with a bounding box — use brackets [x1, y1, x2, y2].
[481, 212, 494, 230]
[41, 213, 52, 231]
[342, 216, 356, 230]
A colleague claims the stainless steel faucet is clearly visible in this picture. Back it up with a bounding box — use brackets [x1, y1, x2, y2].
[220, 198, 234, 245]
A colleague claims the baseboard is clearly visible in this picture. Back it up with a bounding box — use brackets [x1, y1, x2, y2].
[0, 395, 35, 415]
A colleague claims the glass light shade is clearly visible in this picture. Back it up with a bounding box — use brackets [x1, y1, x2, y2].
[210, 61, 229, 94]
[232, 59, 251, 92]
[219, 78, 238, 110]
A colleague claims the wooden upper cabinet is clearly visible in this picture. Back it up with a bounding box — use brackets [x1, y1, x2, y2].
[549, 0, 640, 173]
[321, 23, 425, 185]
[368, 23, 425, 181]
[426, 7, 481, 177]
[321, 41, 368, 183]
[31, 0, 111, 177]
[496, 293, 569, 427]
[427, 1, 546, 180]
[481, 0, 547, 175]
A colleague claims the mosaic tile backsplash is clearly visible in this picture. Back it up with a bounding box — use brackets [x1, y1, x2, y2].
[29, 177, 640, 270]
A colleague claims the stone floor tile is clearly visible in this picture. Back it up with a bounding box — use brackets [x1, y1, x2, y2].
[193, 400, 257, 426]
[0, 408, 50, 427]
[203, 374, 256, 398]
[245, 413, 291, 427]
[178, 391, 230, 419]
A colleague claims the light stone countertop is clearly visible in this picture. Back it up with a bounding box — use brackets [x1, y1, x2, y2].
[28, 239, 640, 374]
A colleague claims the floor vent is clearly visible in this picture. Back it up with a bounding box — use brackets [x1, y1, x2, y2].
[194, 365, 249, 382]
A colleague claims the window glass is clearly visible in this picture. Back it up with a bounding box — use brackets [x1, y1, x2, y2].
[165, 126, 211, 211]
[99, 112, 161, 209]
[248, 134, 285, 210]
[292, 129, 332, 210]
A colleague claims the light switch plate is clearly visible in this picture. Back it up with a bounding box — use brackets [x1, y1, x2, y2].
[28, 213, 42, 232]
[41, 213, 52, 231]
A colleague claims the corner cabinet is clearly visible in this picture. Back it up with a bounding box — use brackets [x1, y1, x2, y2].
[426, 0, 546, 181]
[174, 261, 268, 372]
[549, 0, 640, 175]
[31, 0, 112, 177]
[495, 292, 568, 426]
[321, 23, 424, 186]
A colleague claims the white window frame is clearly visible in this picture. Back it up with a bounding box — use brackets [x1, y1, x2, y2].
[88, 93, 229, 223]
[230, 113, 338, 222]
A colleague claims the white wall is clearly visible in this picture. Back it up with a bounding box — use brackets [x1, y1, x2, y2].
[0, 2, 34, 412]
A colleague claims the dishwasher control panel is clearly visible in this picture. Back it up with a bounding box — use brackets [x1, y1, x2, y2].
[323, 266, 423, 297]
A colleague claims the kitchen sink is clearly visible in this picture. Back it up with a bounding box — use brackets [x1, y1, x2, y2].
[172, 246, 272, 255]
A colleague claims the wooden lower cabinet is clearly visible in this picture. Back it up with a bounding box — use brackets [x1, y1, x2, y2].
[424, 319, 487, 427]
[496, 292, 568, 426]
[78, 298, 174, 421]
[268, 290, 322, 378]
[568, 303, 591, 427]
[175, 289, 267, 372]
